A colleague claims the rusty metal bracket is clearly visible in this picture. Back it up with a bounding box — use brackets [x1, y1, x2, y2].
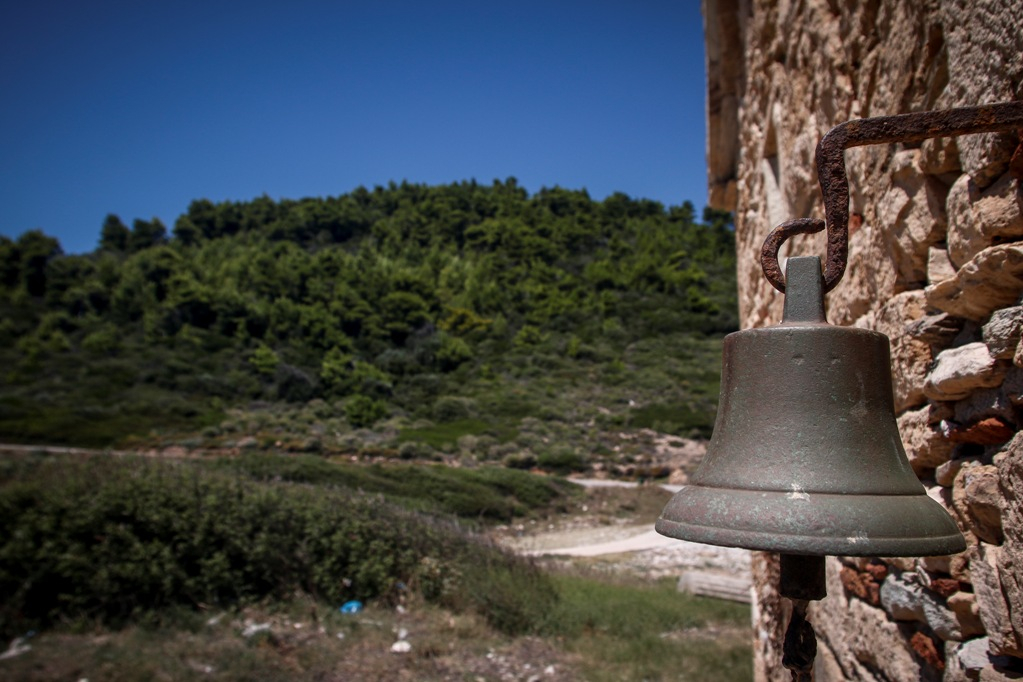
[761, 100, 1023, 293]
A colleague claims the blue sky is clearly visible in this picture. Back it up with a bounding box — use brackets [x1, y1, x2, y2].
[1, 1, 708, 254]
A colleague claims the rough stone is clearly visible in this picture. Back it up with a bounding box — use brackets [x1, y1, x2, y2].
[958, 637, 994, 673]
[954, 386, 1018, 428]
[920, 136, 961, 176]
[944, 641, 972, 682]
[984, 307, 1023, 359]
[920, 554, 953, 575]
[972, 544, 1023, 657]
[909, 313, 966, 347]
[880, 573, 927, 622]
[942, 0, 1023, 187]
[928, 578, 963, 599]
[926, 245, 1023, 321]
[947, 175, 1023, 269]
[925, 343, 1008, 401]
[900, 404, 955, 473]
[948, 591, 988, 640]
[944, 418, 1016, 447]
[929, 245, 959, 284]
[814, 557, 923, 682]
[840, 566, 882, 606]
[874, 290, 933, 411]
[927, 597, 966, 643]
[952, 464, 1004, 545]
[937, 457, 981, 488]
[979, 665, 1023, 681]
[880, 573, 962, 642]
[910, 631, 945, 672]
[1004, 368, 1023, 404]
[996, 437, 1023, 658]
[881, 154, 950, 286]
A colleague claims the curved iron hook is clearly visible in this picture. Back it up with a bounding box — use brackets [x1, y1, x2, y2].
[761, 100, 1023, 293]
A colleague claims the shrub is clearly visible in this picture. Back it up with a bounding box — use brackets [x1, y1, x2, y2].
[431, 396, 475, 422]
[345, 394, 388, 428]
[397, 440, 437, 461]
[503, 451, 537, 470]
[0, 456, 556, 638]
[537, 448, 586, 475]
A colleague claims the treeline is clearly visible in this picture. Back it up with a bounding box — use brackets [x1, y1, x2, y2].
[0, 179, 736, 445]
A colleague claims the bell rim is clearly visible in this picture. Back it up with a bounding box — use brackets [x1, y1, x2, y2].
[656, 485, 967, 557]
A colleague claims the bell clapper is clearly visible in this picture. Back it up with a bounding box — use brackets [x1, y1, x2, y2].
[779, 554, 826, 681]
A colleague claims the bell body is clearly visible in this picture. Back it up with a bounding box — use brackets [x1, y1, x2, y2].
[656, 257, 965, 557]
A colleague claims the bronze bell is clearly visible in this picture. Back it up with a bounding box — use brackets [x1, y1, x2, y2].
[655, 256, 965, 557]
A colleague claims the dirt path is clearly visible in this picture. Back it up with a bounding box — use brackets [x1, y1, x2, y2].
[502, 515, 752, 582]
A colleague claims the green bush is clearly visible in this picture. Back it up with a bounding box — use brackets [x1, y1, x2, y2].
[537, 448, 587, 475]
[344, 394, 388, 428]
[0, 456, 555, 638]
[431, 396, 476, 422]
[209, 452, 574, 521]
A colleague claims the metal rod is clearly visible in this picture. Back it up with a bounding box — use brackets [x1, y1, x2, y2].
[761, 100, 1023, 293]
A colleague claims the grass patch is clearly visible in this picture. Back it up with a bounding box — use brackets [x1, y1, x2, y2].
[543, 574, 752, 681]
[397, 418, 517, 450]
[627, 401, 716, 438]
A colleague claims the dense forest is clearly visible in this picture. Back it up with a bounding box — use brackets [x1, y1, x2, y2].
[0, 179, 736, 465]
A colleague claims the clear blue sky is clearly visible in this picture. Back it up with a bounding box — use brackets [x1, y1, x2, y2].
[1, 1, 708, 254]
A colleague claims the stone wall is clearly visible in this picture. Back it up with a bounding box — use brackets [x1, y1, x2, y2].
[702, 0, 1023, 679]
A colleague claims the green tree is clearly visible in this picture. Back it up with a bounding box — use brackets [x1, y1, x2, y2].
[345, 394, 388, 428]
[99, 214, 130, 251]
[128, 218, 167, 253]
[16, 230, 62, 297]
[250, 343, 280, 375]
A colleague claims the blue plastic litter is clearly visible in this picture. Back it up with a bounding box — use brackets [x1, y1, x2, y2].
[339, 600, 363, 614]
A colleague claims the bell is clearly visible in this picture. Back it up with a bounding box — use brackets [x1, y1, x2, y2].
[656, 256, 965, 557]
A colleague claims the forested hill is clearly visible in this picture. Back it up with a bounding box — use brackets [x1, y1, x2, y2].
[0, 179, 737, 451]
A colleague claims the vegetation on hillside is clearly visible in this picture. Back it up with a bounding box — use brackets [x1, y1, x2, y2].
[0, 454, 752, 681]
[0, 180, 736, 457]
[0, 454, 560, 638]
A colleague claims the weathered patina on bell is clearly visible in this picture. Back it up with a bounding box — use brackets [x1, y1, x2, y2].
[655, 256, 965, 557]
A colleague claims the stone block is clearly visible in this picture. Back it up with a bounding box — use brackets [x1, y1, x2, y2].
[972, 543, 1023, 657]
[817, 557, 924, 682]
[1004, 368, 1023, 404]
[900, 404, 955, 473]
[909, 313, 965, 348]
[930, 246, 959, 284]
[839, 565, 883, 606]
[920, 137, 961, 176]
[984, 307, 1023, 359]
[937, 457, 981, 488]
[952, 464, 1004, 545]
[925, 343, 1008, 401]
[868, 290, 932, 410]
[881, 160, 950, 287]
[944, 418, 1015, 447]
[948, 591, 987, 640]
[926, 245, 1023, 321]
[954, 386, 1018, 427]
[948, 175, 1023, 269]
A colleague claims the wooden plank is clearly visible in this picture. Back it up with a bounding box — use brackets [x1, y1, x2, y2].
[677, 571, 752, 604]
